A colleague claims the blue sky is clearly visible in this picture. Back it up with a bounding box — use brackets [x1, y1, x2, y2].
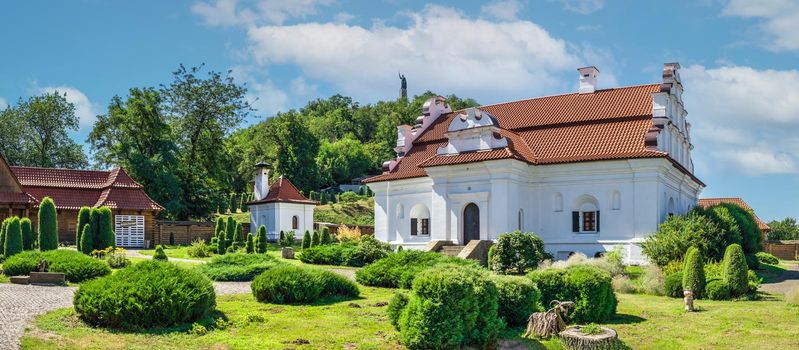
[1, 0, 798, 221]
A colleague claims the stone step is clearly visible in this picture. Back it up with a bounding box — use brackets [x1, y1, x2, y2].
[440, 245, 465, 256]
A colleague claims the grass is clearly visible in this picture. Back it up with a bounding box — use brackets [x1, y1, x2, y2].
[128, 257, 203, 270]
[138, 245, 214, 261]
[314, 198, 374, 226]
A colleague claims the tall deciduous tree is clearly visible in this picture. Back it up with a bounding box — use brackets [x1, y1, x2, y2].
[0, 92, 87, 168]
[316, 137, 372, 186]
[767, 217, 799, 241]
[269, 112, 321, 192]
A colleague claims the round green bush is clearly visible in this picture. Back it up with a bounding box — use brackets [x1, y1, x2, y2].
[250, 265, 359, 304]
[664, 272, 684, 298]
[722, 244, 748, 297]
[491, 275, 541, 327]
[682, 247, 706, 298]
[528, 264, 617, 323]
[74, 260, 216, 329]
[489, 231, 548, 275]
[3, 250, 111, 282]
[153, 245, 168, 261]
[398, 265, 501, 350]
[355, 250, 478, 289]
[705, 279, 731, 300]
[197, 252, 280, 281]
[756, 252, 779, 265]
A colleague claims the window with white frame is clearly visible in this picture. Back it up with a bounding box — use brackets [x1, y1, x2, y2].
[409, 204, 430, 236]
[572, 196, 600, 233]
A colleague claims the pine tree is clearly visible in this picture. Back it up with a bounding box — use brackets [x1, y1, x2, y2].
[311, 230, 321, 247]
[76, 206, 91, 251]
[38, 197, 59, 251]
[80, 224, 94, 254]
[302, 230, 312, 249]
[97, 207, 116, 249]
[20, 218, 34, 250]
[4, 217, 23, 257]
[683, 246, 706, 298]
[321, 227, 332, 245]
[245, 232, 254, 253]
[256, 225, 268, 253]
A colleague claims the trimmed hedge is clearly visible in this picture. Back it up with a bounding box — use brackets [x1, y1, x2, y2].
[245, 233, 254, 253]
[255, 225, 267, 254]
[756, 252, 779, 265]
[528, 264, 617, 323]
[197, 252, 280, 281]
[492, 275, 541, 327]
[489, 231, 548, 275]
[706, 279, 731, 300]
[321, 227, 332, 245]
[682, 247, 706, 298]
[74, 260, 216, 329]
[2, 250, 110, 282]
[302, 230, 311, 249]
[20, 218, 34, 251]
[298, 236, 391, 267]
[4, 217, 22, 257]
[723, 244, 749, 297]
[664, 272, 684, 298]
[80, 224, 94, 254]
[251, 265, 359, 304]
[96, 207, 115, 250]
[38, 197, 58, 251]
[311, 230, 321, 247]
[355, 250, 478, 289]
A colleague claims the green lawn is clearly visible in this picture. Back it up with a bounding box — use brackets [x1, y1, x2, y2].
[127, 257, 202, 270]
[314, 198, 374, 226]
[138, 245, 214, 261]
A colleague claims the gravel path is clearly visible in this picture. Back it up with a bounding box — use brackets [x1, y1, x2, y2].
[760, 262, 799, 295]
[0, 284, 76, 350]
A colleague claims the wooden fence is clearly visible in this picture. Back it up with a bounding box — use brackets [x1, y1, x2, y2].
[763, 240, 799, 260]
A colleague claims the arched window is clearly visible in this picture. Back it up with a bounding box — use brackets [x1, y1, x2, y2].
[572, 195, 599, 233]
[292, 215, 299, 230]
[518, 209, 524, 231]
[668, 197, 675, 217]
[409, 204, 430, 236]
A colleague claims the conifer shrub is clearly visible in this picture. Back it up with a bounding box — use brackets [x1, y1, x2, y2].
[153, 245, 168, 261]
[2, 250, 110, 282]
[387, 292, 409, 328]
[74, 260, 216, 329]
[356, 250, 478, 289]
[97, 207, 115, 249]
[197, 252, 280, 281]
[214, 217, 225, 240]
[489, 231, 548, 275]
[528, 264, 617, 323]
[256, 225, 267, 254]
[705, 279, 731, 300]
[664, 272, 684, 298]
[20, 218, 34, 250]
[80, 224, 95, 255]
[250, 265, 359, 304]
[279, 230, 285, 244]
[682, 247, 706, 298]
[756, 252, 779, 265]
[298, 242, 362, 266]
[88, 208, 101, 250]
[4, 217, 22, 257]
[245, 233, 254, 253]
[37, 197, 58, 251]
[311, 230, 321, 247]
[302, 230, 311, 249]
[77, 207, 91, 251]
[491, 275, 541, 327]
[723, 244, 749, 297]
[641, 213, 725, 267]
[321, 227, 332, 245]
[0, 219, 7, 256]
[225, 217, 236, 246]
[232, 222, 244, 249]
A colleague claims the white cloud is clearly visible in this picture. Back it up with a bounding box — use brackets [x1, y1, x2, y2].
[333, 12, 354, 24]
[0, 97, 7, 109]
[481, 0, 524, 21]
[682, 65, 799, 175]
[245, 4, 580, 102]
[555, 0, 605, 14]
[39, 86, 99, 130]
[722, 0, 799, 51]
[192, 0, 333, 27]
[229, 65, 289, 117]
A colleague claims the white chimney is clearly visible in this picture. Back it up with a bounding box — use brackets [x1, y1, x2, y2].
[578, 66, 599, 94]
[253, 161, 271, 201]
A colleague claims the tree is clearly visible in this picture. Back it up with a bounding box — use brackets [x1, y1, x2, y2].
[4, 217, 22, 257]
[89, 208, 101, 251]
[245, 233, 255, 253]
[256, 225, 267, 254]
[88, 88, 184, 219]
[682, 247, 706, 298]
[0, 219, 8, 255]
[38, 197, 59, 251]
[641, 214, 725, 266]
[80, 224, 94, 255]
[214, 217, 226, 240]
[767, 217, 799, 241]
[233, 222, 244, 249]
[320, 192, 328, 205]
[321, 227, 332, 245]
[97, 207, 115, 249]
[722, 244, 748, 297]
[161, 64, 251, 219]
[0, 92, 87, 168]
[302, 230, 312, 249]
[76, 207, 91, 251]
[311, 230, 321, 247]
[316, 137, 373, 186]
[269, 112, 321, 192]
[225, 217, 236, 247]
[20, 218, 34, 250]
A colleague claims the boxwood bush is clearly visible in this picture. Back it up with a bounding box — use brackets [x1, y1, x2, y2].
[682, 247, 706, 298]
[197, 252, 280, 281]
[74, 260, 216, 329]
[250, 265, 359, 304]
[355, 250, 478, 289]
[528, 264, 617, 323]
[2, 250, 111, 282]
[756, 252, 779, 265]
[705, 279, 731, 300]
[664, 272, 684, 298]
[491, 275, 541, 327]
[489, 231, 548, 275]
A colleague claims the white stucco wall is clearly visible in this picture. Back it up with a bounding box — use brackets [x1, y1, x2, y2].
[250, 202, 314, 240]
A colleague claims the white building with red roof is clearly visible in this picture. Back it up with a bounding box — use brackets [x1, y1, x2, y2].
[364, 63, 704, 263]
[247, 162, 318, 240]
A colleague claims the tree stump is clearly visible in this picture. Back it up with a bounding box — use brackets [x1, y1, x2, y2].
[282, 247, 295, 259]
[559, 326, 619, 350]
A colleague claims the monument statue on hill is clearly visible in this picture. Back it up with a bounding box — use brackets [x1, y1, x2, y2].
[398, 72, 407, 100]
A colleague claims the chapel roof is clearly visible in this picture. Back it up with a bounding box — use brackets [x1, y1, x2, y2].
[247, 176, 318, 205]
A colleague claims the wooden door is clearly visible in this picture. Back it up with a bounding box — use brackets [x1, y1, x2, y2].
[463, 203, 480, 244]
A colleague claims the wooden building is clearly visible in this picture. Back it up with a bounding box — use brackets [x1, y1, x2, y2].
[0, 155, 163, 247]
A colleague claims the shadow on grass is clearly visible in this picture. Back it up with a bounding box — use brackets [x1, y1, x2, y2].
[75, 309, 231, 336]
[500, 327, 634, 350]
[605, 313, 646, 325]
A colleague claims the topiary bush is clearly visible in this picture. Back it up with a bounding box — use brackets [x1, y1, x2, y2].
[491, 275, 541, 327]
[20, 218, 34, 251]
[225, 217, 236, 247]
[664, 272, 684, 298]
[682, 247, 706, 298]
[250, 265, 359, 304]
[233, 222, 244, 249]
[197, 252, 280, 281]
[356, 250, 478, 289]
[153, 245, 168, 261]
[80, 224, 94, 254]
[302, 230, 311, 249]
[97, 207, 115, 249]
[705, 279, 731, 300]
[489, 230, 548, 275]
[298, 242, 363, 266]
[245, 233, 254, 253]
[528, 264, 617, 323]
[321, 227, 332, 245]
[394, 265, 501, 350]
[255, 225, 267, 254]
[76, 207, 91, 251]
[723, 244, 749, 297]
[37, 197, 58, 251]
[4, 217, 22, 257]
[74, 260, 216, 329]
[1, 219, 8, 256]
[311, 230, 321, 247]
[756, 252, 779, 265]
[2, 250, 111, 282]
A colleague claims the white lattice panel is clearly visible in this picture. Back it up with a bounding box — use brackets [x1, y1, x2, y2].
[115, 215, 145, 248]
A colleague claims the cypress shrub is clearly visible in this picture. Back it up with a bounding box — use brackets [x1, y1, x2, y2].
[309, 190, 317, 201]
[4, 217, 23, 257]
[20, 218, 34, 250]
[366, 186, 373, 196]
[229, 193, 238, 213]
[302, 230, 311, 249]
[320, 192, 328, 205]
[321, 227, 332, 245]
[37, 197, 58, 251]
[214, 217, 225, 240]
[245, 233, 254, 253]
[217, 228, 228, 255]
[311, 230, 321, 247]
[358, 186, 365, 196]
[97, 207, 115, 249]
[722, 244, 749, 297]
[256, 225, 268, 254]
[225, 217, 236, 247]
[89, 208, 101, 250]
[387, 292, 409, 328]
[682, 247, 706, 298]
[1, 219, 8, 255]
[233, 222, 244, 249]
[153, 245, 168, 261]
[80, 224, 95, 254]
[77, 207, 91, 251]
[279, 230, 285, 246]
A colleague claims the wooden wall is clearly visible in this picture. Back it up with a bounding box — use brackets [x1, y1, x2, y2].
[25, 209, 158, 247]
[763, 241, 799, 260]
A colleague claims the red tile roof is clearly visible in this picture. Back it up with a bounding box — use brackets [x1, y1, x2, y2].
[0, 192, 37, 205]
[365, 84, 697, 184]
[247, 176, 318, 205]
[698, 198, 770, 232]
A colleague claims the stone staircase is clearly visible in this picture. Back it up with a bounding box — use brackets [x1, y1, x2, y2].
[423, 240, 493, 265]
[440, 245, 465, 256]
